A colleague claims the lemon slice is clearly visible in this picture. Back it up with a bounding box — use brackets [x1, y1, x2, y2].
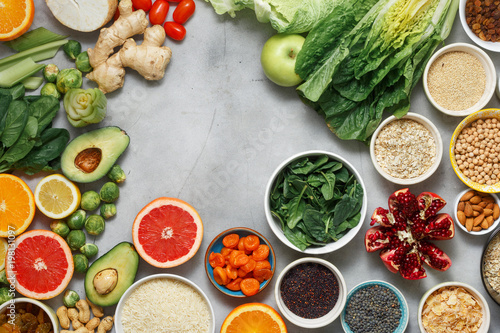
[0, 238, 8, 271]
[34, 174, 81, 219]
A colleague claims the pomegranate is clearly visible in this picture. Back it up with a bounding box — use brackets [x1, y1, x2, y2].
[365, 188, 454, 280]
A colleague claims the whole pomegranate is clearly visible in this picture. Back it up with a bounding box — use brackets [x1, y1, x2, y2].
[365, 188, 455, 280]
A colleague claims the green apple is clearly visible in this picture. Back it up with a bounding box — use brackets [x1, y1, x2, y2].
[260, 33, 306, 87]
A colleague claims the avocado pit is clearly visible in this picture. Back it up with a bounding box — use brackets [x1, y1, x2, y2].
[93, 268, 118, 295]
[75, 148, 102, 174]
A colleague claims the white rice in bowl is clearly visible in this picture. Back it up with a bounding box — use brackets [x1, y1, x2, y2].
[120, 277, 211, 333]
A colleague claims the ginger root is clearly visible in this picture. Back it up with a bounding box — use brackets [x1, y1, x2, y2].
[86, 0, 172, 94]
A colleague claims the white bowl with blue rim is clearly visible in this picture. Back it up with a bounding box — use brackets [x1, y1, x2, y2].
[341, 280, 409, 333]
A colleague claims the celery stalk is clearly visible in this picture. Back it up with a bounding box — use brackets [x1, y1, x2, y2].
[0, 40, 68, 72]
[21, 76, 44, 90]
[0, 58, 45, 88]
[3, 27, 68, 52]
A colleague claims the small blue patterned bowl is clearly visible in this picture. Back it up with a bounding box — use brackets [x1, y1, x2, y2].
[341, 280, 409, 333]
[204, 227, 275, 297]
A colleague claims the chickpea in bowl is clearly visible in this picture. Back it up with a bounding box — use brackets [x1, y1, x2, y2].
[450, 109, 500, 193]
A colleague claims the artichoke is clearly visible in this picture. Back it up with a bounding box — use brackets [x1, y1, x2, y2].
[64, 88, 107, 127]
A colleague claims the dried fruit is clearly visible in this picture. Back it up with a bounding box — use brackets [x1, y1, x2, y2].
[365, 188, 454, 280]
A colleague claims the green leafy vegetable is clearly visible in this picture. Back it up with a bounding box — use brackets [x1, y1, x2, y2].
[64, 88, 107, 127]
[295, 0, 459, 142]
[269, 154, 364, 250]
[204, 0, 337, 33]
[0, 57, 45, 88]
[3, 27, 68, 52]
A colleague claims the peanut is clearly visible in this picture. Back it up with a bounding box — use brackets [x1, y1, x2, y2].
[57, 306, 70, 330]
[76, 299, 91, 323]
[86, 317, 100, 331]
[86, 298, 104, 318]
[68, 308, 83, 329]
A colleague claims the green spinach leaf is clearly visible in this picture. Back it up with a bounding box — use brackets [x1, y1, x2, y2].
[0, 100, 29, 147]
[28, 96, 60, 134]
[0, 116, 38, 164]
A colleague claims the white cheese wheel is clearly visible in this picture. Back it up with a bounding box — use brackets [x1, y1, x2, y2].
[45, 0, 118, 32]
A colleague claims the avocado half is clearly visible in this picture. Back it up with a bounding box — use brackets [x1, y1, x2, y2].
[61, 126, 129, 183]
[85, 242, 139, 307]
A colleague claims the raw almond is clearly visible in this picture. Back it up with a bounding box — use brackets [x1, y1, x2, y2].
[479, 201, 488, 208]
[460, 190, 475, 201]
[457, 211, 466, 225]
[482, 196, 495, 203]
[470, 195, 482, 205]
[472, 226, 482, 231]
[483, 208, 493, 217]
[466, 217, 474, 232]
[487, 215, 494, 227]
[473, 214, 485, 226]
[481, 219, 489, 229]
[486, 202, 494, 209]
[464, 203, 474, 217]
[458, 201, 465, 211]
[471, 205, 483, 213]
[473, 211, 480, 217]
[494, 204, 500, 220]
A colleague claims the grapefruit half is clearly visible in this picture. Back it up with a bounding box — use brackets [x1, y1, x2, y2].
[6, 230, 74, 299]
[132, 197, 203, 268]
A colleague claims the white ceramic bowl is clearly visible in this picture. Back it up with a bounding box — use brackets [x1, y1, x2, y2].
[450, 108, 500, 193]
[454, 188, 500, 235]
[418, 281, 490, 333]
[422, 43, 496, 116]
[115, 274, 215, 333]
[0, 297, 59, 333]
[459, 0, 500, 52]
[370, 113, 443, 185]
[274, 257, 347, 329]
[264, 150, 367, 255]
[341, 280, 409, 333]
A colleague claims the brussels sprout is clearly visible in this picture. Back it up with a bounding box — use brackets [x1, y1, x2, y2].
[81, 190, 101, 211]
[0, 270, 7, 286]
[40, 82, 61, 99]
[67, 209, 86, 230]
[50, 220, 70, 238]
[99, 182, 119, 203]
[56, 68, 82, 94]
[63, 289, 80, 307]
[75, 51, 92, 72]
[63, 40, 82, 60]
[80, 243, 99, 258]
[66, 230, 86, 251]
[0, 287, 13, 305]
[85, 214, 105, 236]
[43, 64, 59, 82]
[73, 254, 89, 273]
[64, 88, 107, 128]
[107, 164, 126, 183]
[100, 203, 116, 219]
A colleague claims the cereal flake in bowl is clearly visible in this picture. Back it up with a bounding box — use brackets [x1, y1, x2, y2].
[450, 109, 500, 193]
[370, 112, 443, 185]
[423, 43, 496, 115]
[418, 281, 490, 333]
[482, 227, 500, 305]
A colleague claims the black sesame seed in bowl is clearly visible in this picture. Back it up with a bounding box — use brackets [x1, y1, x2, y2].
[341, 280, 409, 333]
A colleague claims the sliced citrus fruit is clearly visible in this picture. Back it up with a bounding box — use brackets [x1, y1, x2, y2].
[132, 197, 203, 268]
[6, 229, 74, 299]
[0, 238, 8, 271]
[0, 0, 35, 41]
[0, 174, 36, 237]
[221, 303, 287, 333]
[34, 174, 81, 219]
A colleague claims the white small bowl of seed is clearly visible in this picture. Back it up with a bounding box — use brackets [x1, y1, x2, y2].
[423, 43, 496, 117]
[370, 112, 442, 185]
[454, 188, 500, 235]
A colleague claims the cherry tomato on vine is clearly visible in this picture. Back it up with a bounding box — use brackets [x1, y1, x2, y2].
[149, 0, 169, 25]
[164, 21, 186, 40]
[173, 0, 195, 24]
[132, 0, 152, 12]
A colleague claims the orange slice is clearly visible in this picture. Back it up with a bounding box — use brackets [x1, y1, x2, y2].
[132, 197, 203, 268]
[6, 229, 74, 299]
[0, 174, 35, 237]
[0, 0, 35, 41]
[221, 303, 287, 333]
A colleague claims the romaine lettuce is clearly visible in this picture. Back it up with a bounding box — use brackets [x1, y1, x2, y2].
[295, 0, 459, 142]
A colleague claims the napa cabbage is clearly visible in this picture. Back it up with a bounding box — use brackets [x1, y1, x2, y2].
[204, 0, 337, 33]
[295, 0, 459, 142]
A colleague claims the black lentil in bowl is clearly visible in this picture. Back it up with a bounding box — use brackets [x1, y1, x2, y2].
[341, 280, 409, 333]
